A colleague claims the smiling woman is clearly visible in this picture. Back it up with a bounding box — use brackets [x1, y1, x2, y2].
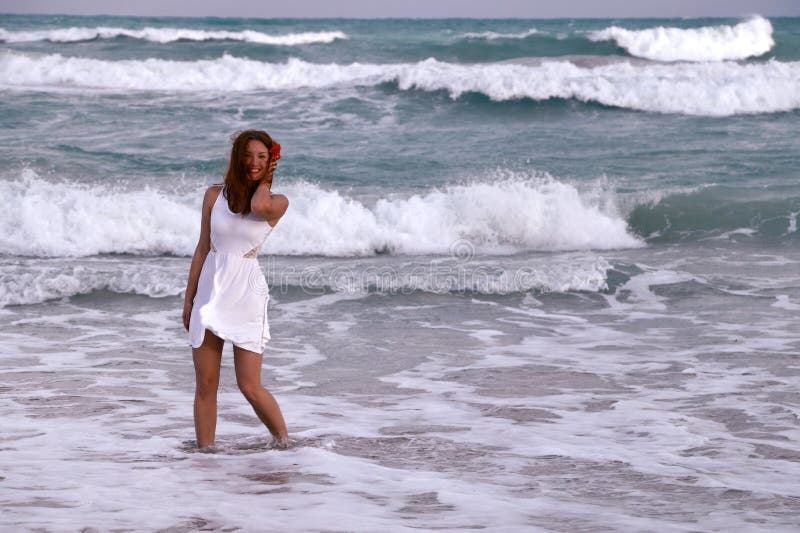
[182, 129, 290, 449]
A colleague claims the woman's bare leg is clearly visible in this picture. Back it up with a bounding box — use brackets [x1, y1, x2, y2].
[192, 330, 224, 448]
[233, 346, 288, 441]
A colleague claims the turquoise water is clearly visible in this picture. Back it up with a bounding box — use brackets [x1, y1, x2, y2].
[1, 14, 799, 532]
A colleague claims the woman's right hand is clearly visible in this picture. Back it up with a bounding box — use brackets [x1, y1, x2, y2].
[182, 300, 193, 331]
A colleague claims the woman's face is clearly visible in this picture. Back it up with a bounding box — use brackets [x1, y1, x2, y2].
[243, 139, 269, 182]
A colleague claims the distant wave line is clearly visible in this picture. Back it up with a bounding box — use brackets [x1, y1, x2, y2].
[0, 26, 348, 45]
[2, 51, 798, 116]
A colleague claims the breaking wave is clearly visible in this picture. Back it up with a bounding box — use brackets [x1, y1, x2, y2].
[588, 16, 774, 62]
[0, 170, 642, 258]
[2, 51, 797, 116]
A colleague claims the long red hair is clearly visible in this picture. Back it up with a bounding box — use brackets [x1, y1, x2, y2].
[223, 129, 278, 215]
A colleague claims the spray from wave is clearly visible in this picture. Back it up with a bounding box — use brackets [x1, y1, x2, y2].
[0, 169, 642, 258]
[2, 51, 797, 116]
[0, 169, 198, 257]
[0, 26, 347, 45]
[274, 173, 642, 256]
[588, 16, 774, 62]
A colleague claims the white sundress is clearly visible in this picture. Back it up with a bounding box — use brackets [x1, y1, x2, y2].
[189, 188, 274, 353]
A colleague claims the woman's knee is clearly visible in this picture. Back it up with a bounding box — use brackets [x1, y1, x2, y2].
[237, 379, 262, 403]
[196, 374, 219, 398]
[193, 341, 222, 399]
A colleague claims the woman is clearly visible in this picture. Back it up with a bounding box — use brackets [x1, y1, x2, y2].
[183, 129, 289, 449]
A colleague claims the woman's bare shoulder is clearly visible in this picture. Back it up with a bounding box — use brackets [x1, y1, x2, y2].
[201, 184, 223, 210]
[204, 184, 223, 199]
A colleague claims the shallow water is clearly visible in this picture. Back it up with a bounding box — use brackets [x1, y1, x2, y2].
[2, 245, 800, 530]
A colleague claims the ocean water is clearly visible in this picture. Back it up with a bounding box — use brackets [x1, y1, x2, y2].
[1, 13, 799, 531]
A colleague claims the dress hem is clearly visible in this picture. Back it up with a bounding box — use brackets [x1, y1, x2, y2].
[190, 323, 269, 354]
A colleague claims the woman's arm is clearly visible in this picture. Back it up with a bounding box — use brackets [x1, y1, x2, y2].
[251, 181, 289, 226]
[183, 185, 221, 331]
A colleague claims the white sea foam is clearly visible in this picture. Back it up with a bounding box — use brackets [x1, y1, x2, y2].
[0, 169, 197, 257]
[274, 176, 642, 256]
[2, 51, 798, 116]
[274, 254, 614, 296]
[0, 26, 347, 45]
[0, 253, 614, 306]
[787, 211, 798, 234]
[588, 16, 774, 62]
[607, 269, 700, 311]
[0, 262, 185, 307]
[0, 170, 641, 259]
[389, 57, 800, 116]
[773, 295, 800, 310]
[457, 28, 539, 40]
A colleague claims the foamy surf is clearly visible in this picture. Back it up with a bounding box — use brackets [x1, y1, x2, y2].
[0, 261, 185, 307]
[0, 171, 642, 258]
[2, 51, 798, 116]
[588, 16, 774, 62]
[0, 170, 197, 257]
[275, 176, 642, 256]
[0, 26, 348, 45]
[0, 253, 614, 307]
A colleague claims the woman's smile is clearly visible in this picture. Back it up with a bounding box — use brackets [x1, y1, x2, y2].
[248, 165, 264, 179]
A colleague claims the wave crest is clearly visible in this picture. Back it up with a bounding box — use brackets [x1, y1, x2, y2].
[0, 169, 198, 257]
[0, 26, 347, 45]
[272, 174, 642, 256]
[2, 52, 798, 116]
[1, 170, 642, 258]
[588, 16, 774, 62]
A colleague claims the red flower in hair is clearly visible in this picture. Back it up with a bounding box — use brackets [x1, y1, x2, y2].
[270, 142, 281, 162]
